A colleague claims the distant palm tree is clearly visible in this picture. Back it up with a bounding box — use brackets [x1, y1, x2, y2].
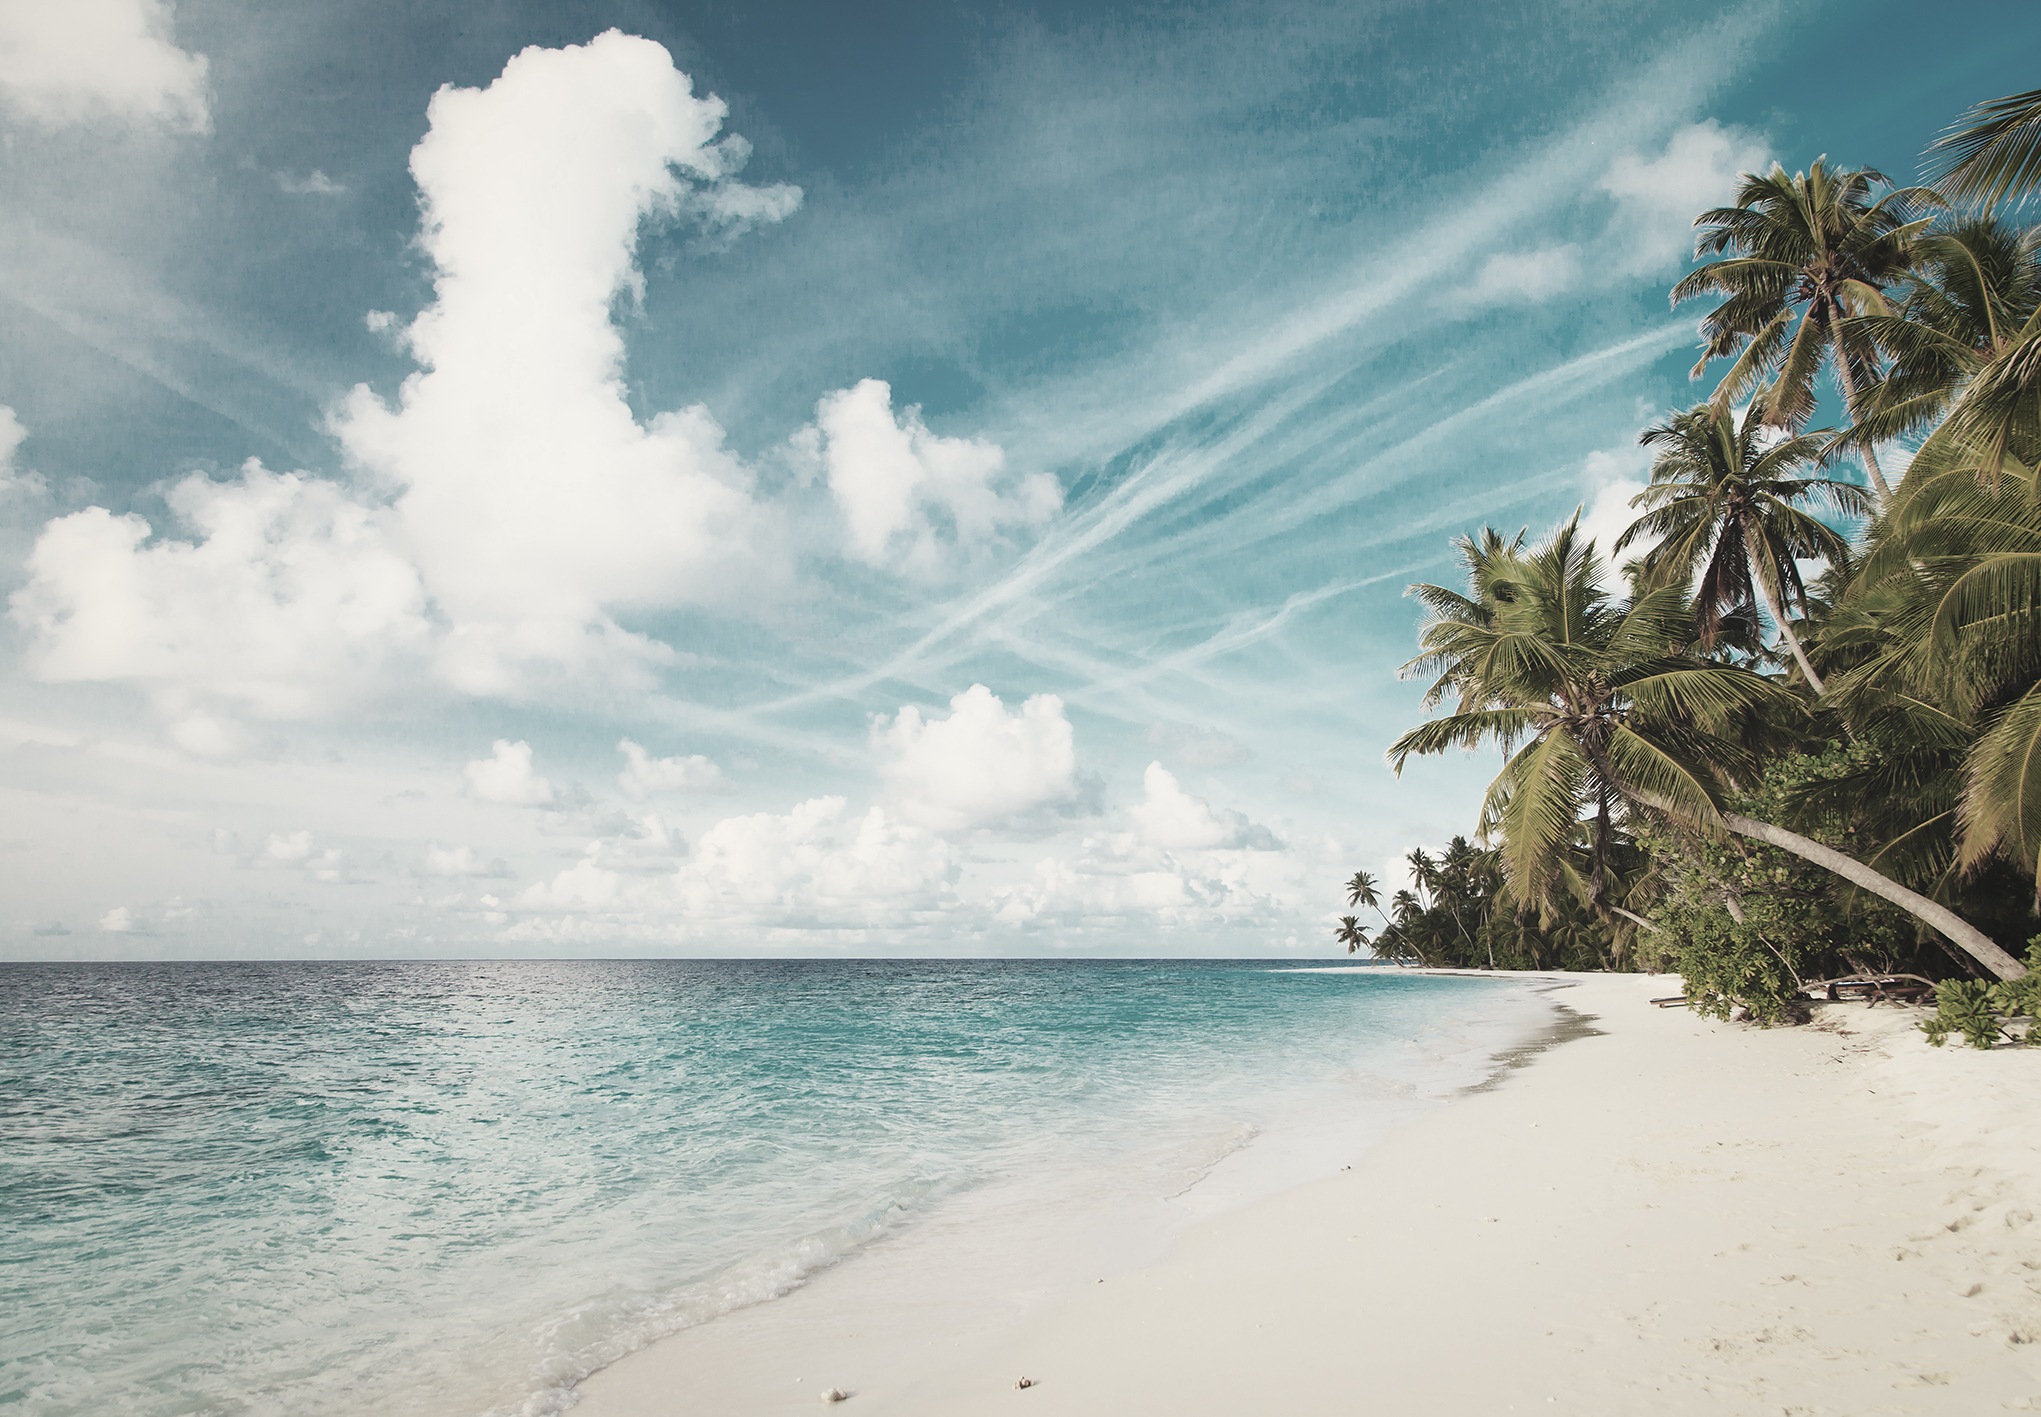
[1333, 915, 1371, 955]
[1345, 869, 1394, 933]
[1405, 848, 1438, 909]
[1621, 395, 1869, 692]
[1928, 87, 2041, 209]
[1673, 160, 1934, 501]
[1390, 517, 2026, 980]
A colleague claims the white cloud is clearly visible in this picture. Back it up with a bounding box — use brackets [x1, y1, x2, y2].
[7, 36, 814, 738]
[671, 797, 953, 922]
[806, 379, 1060, 574]
[513, 796, 952, 928]
[617, 738, 721, 798]
[258, 830, 348, 881]
[263, 830, 314, 863]
[99, 906, 133, 932]
[333, 30, 798, 693]
[1575, 445, 1653, 585]
[1600, 120, 1768, 274]
[463, 739, 555, 806]
[1449, 122, 1765, 313]
[0, 0, 209, 132]
[421, 843, 512, 878]
[988, 833, 1297, 928]
[1129, 762, 1281, 851]
[1463, 245, 1581, 306]
[874, 684, 1081, 831]
[10, 462, 431, 729]
[277, 170, 345, 196]
[0, 405, 44, 498]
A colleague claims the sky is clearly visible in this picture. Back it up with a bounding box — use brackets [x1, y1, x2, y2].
[1, 0, 2035, 960]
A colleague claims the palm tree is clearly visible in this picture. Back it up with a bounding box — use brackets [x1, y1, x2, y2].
[1928, 87, 2041, 209]
[1345, 869, 1393, 932]
[1333, 915, 1371, 955]
[1833, 453, 2041, 904]
[1390, 517, 2026, 979]
[1845, 216, 2041, 459]
[1405, 848, 1437, 908]
[1672, 160, 1934, 501]
[1620, 395, 1870, 692]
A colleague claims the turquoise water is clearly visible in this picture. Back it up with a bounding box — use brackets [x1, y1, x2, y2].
[0, 960, 1539, 1416]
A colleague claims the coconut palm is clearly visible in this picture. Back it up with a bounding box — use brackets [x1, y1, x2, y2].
[1833, 453, 2041, 903]
[1620, 395, 1869, 692]
[1845, 216, 2041, 461]
[1405, 848, 1438, 908]
[1927, 87, 2041, 210]
[1673, 160, 1935, 500]
[1345, 870, 1393, 932]
[1390, 517, 2026, 980]
[1333, 915, 1371, 955]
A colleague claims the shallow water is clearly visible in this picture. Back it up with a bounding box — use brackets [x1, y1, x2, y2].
[0, 959, 1542, 1416]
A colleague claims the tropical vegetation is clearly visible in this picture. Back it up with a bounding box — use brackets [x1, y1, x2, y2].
[1341, 83, 2041, 1040]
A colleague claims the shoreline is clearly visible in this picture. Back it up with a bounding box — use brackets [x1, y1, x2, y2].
[573, 971, 2041, 1415]
[566, 971, 1557, 1416]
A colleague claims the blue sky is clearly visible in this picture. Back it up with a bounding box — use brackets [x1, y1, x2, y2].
[2, 0, 2035, 958]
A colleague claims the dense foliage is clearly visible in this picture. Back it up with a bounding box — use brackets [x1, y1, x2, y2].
[1342, 85, 2041, 1035]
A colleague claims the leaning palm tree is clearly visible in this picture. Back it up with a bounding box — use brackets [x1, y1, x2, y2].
[1390, 517, 2025, 979]
[1620, 395, 1869, 692]
[1345, 869, 1393, 933]
[1927, 87, 2041, 210]
[1673, 160, 1935, 500]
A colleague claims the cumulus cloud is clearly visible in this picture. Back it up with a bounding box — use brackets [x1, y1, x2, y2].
[803, 379, 1060, 575]
[671, 798, 953, 921]
[259, 830, 349, 881]
[463, 739, 556, 806]
[1601, 121, 1768, 274]
[10, 33, 809, 734]
[515, 797, 952, 927]
[10, 463, 431, 733]
[99, 905, 134, 932]
[1129, 763, 1282, 851]
[617, 738, 721, 798]
[988, 834, 1296, 928]
[333, 29, 799, 693]
[1575, 444, 1654, 585]
[874, 684, 1083, 832]
[0, 0, 209, 132]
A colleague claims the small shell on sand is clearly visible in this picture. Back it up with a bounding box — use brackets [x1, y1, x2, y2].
[821, 1389, 848, 1403]
[1014, 1376, 1036, 1390]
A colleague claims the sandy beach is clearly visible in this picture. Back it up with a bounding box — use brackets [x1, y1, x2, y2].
[575, 971, 2041, 1415]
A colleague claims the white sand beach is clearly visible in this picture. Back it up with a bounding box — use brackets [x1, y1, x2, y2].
[574, 971, 2041, 1415]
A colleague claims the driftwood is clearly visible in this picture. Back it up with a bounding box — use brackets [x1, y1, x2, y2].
[1797, 973, 1939, 1005]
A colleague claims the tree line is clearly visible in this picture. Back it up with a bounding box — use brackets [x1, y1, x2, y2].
[1340, 86, 2041, 1021]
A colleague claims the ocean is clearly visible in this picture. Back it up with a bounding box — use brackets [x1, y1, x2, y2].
[0, 959, 1548, 1415]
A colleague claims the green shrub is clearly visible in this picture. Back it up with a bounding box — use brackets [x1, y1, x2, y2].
[1922, 940, 2041, 1048]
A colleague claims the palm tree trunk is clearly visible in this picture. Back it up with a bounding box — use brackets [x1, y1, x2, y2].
[1719, 811, 2026, 980]
[1748, 556, 1826, 694]
[1832, 353, 1893, 503]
